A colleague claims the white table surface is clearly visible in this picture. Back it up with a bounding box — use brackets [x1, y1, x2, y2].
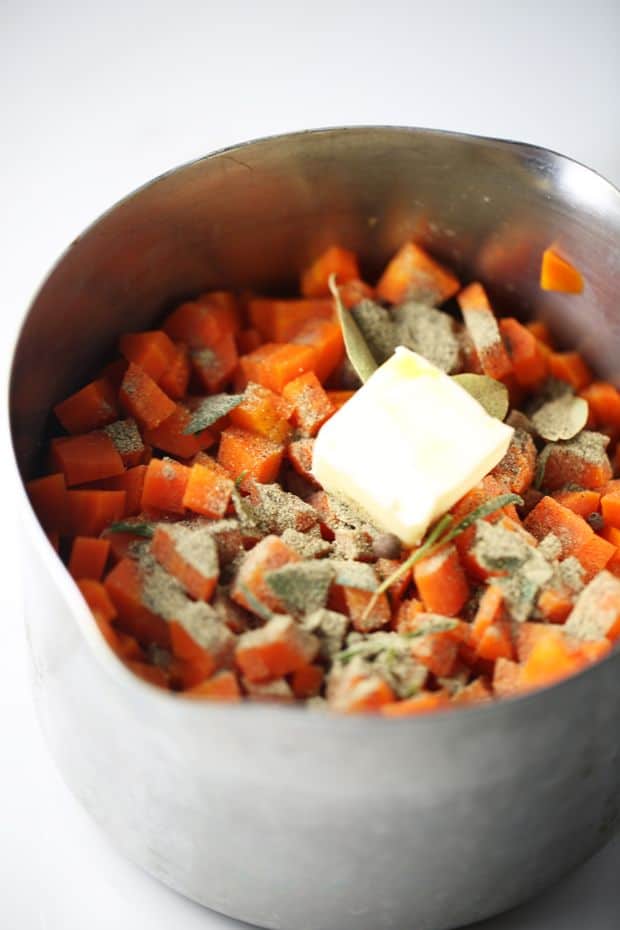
[1, 2, 619, 927]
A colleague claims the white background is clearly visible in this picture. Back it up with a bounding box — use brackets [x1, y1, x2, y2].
[1, 2, 619, 928]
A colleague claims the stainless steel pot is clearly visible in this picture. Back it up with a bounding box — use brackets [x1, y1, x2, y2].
[8, 127, 620, 930]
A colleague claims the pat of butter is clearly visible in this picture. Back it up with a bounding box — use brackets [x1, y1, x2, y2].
[312, 347, 514, 545]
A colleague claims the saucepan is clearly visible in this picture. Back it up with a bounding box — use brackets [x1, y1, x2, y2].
[7, 127, 620, 930]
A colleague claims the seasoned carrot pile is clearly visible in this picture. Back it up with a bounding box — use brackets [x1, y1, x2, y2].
[26, 242, 620, 712]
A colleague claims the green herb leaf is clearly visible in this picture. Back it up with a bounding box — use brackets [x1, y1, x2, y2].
[238, 583, 273, 622]
[183, 393, 245, 434]
[107, 521, 154, 538]
[234, 469, 248, 489]
[451, 373, 510, 420]
[265, 562, 334, 615]
[328, 273, 378, 383]
[442, 493, 524, 543]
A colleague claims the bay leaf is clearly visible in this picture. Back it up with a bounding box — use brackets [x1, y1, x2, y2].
[328, 273, 378, 383]
[451, 373, 509, 420]
[531, 393, 588, 441]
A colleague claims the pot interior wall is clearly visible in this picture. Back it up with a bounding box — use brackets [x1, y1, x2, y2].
[10, 127, 620, 477]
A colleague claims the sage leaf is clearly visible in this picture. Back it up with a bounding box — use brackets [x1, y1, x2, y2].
[531, 394, 588, 441]
[183, 393, 244, 434]
[451, 373, 510, 420]
[328, 273, 378, 383]
[107, 521, 154, 538]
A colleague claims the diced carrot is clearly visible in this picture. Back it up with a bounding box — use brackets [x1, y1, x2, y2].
[393, 597, 425, 633]
[516, 622, 557, 662]
[68, 536, 110, 581]
[451, 476, 519, 579]
[581, 382, 620, 433]
[99, 464, 147, 516]
[237, 328, 262, 354]
[104, 557, 171, 647]
[334, 676, 396, 714]
[457, 283, 513, 381]
[167, 623, 217, 687]
[574, 533, 616, 582]
[102, 418, 146, 468]
[523, 496, 593, 558]
[538, 439, 612, 491]
[290, 663, 324, 699]
[339, 279, 375, 308]
[471, 586, 513, 661]
[182, 460, 234, 519]
[300, 246, 360, 298]
[375, 559, 411, 612]
[601, 490, 620, 529]
[119, 330, 178, 383]
[287, 438, 320, 487]
[499, 317, 548, 388]
[376, 242, 460, 305]
[326, 390, 355, 410]
[235, 615, 318, 682]
[549, 352, 592, 392]
[76, 578, 117, 623]
[490, 429, 537, 495]
[191, 331, 239, 393]
[163, 291, 239, 346]
[408, 628, 459, 678]
[52, 432, 125, 486]
[248, 297, 334, 341]
[158, 342, 191, 400]
[526, 320, 553, 346]
[186, 669, 242, 701]
[152, 524, 219, 601]
[119, 362, 176, 429]
[54, 378, 119, 434]
[552, 488, 601, 518]
[26, 473, 70, 532]
[125, 661, 169, 688]
[329, 586, 391, 634]
[231, 535, 300, 614]
[537, 587, 574, 624]
[218, 427, 284, 486]
[520, 631, 583, 690]
[451, 678, 492, 706]
[141, 458, 190, 515]
[492, 657, 522, 698]
[413, 544, 469, 617]
[143, 404, 214, 459]
[540, 247, 584, 294]
[67, 489, 126, 536]
[282, 371, 335, 436]
[290, 319, 344, 384]
[229, 381, 293, 443]
[381, 690, 448, 717]
[240, 342, 318, 393]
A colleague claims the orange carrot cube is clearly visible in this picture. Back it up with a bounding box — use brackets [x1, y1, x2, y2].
[143, 404, 214, 459]
[458, 283, 513, 380]
[231, 534, 300, 614]
[68, 536, 111, 581]
[540, 247, 583, 294]
[282, 371, 335, 436]
[228, 381, 293, 443]
[290, 319, 344, 384]
[54, 378, 119, 434]
[499, 317, 548, 388]
[191, 331, 238, 393]
[76, 578, 118, 623]
[413, 544, 469, 617]
[186, 669, 241, 701]
[104, 557, 171, 647]
[218, 427, 284, 485]
[67, 489, 126, 536]
[152, 523, 219, 601]
[119, 362, 176, 429]
[158, 341, 191, 399]
[119, 330, 178, 383]
[182, 459, 234, 518]
[52, 431, 125, 486]
[239, 342, 318, 393]
[548, 352, 592, 391]
[141, 458, 190, 514]
[523, 496, 593, 558]
[26, 473, 70, 532]
[235, 615, 319, 682]
[376, 242, 460, 305]
[248, 297, 334, 341]
[300, 245, 360, 297]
